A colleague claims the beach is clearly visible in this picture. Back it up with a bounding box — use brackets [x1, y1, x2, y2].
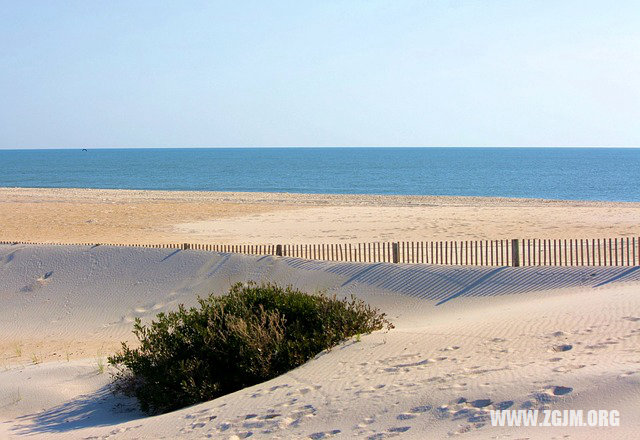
[1, 188, 639, 439]
[4, 0, 640, 437]
[2, 187, 640, 245]
[1, 244, 639, 439]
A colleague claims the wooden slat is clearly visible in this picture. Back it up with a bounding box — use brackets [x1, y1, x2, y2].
[625, 237, 629, 266]
[597, 239, 601, 266]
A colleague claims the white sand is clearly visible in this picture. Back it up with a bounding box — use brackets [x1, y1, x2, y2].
[1, 244, 639, 439]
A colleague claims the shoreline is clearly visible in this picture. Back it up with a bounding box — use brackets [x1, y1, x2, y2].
[3, 186, 640, 207]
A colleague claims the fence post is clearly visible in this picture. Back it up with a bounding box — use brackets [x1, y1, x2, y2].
[182, 243, 190, 250]
[392, 242, 399, 263]
[275, 244, 283, 257]
[511, 239, 520, 267]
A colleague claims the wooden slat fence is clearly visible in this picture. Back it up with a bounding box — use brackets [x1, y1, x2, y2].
[1, 237, 638, 267]
[518, 237, 639, 267]
[280, 241, 513, 265]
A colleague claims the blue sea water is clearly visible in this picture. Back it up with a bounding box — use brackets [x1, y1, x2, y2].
[0, 147, 639, 201]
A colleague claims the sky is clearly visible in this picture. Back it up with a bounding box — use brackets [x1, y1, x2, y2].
[1, 0, 639, 149]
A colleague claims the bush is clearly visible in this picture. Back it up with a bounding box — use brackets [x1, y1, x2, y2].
[108, 282, 393, 414]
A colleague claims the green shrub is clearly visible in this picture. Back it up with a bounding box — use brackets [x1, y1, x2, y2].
[108, 282, 393, 414]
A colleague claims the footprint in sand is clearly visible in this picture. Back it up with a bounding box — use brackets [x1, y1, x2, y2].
[439, 397, 514, 426]
[262, 413, 281, 420]
[449, 423, 486, 436]
[551, 344, 573, 352]
[290, 404, 317, 419]
[287, 384, 322, 397]
[552, 386, 573, 396]
[229, 432, 253, 440]
[20, 271, 53, 292]
[470, 399, 492, 408]
[531, 385, 573, 404]
[552, 364, 586, 373]
[493, 401, 514, 410]
[207, 405, 313, 437]
[308, 429, 341, 439]
[397, 404, 432, 420]
[242, 418, 268, 429]
[396, 413, 415, 420]
[367, 426, 411, 439]
[38, 271, 53, 283]
[388, 426, 411, 433]
[519, 399, 537, 409]
[251, 384, 291, 398]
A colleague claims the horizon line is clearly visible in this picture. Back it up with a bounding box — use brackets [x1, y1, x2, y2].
[1, 145, 640, 151]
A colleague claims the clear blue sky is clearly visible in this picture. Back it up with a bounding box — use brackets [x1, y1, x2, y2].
[1, 1, 639, 148]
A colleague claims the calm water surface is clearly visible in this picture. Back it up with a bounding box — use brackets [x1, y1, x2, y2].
[1, 148, 639, 201]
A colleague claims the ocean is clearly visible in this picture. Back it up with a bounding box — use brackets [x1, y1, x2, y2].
[1, 147, 639, 202]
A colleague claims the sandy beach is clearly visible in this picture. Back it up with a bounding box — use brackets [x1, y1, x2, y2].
[1, 244, 639, 439]
[1, 187, 640, 245]
[1, 188, 639, 439]
[4, 0, 640, 437]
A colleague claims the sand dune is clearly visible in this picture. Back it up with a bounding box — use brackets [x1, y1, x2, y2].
[1, 244, 639, 439]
